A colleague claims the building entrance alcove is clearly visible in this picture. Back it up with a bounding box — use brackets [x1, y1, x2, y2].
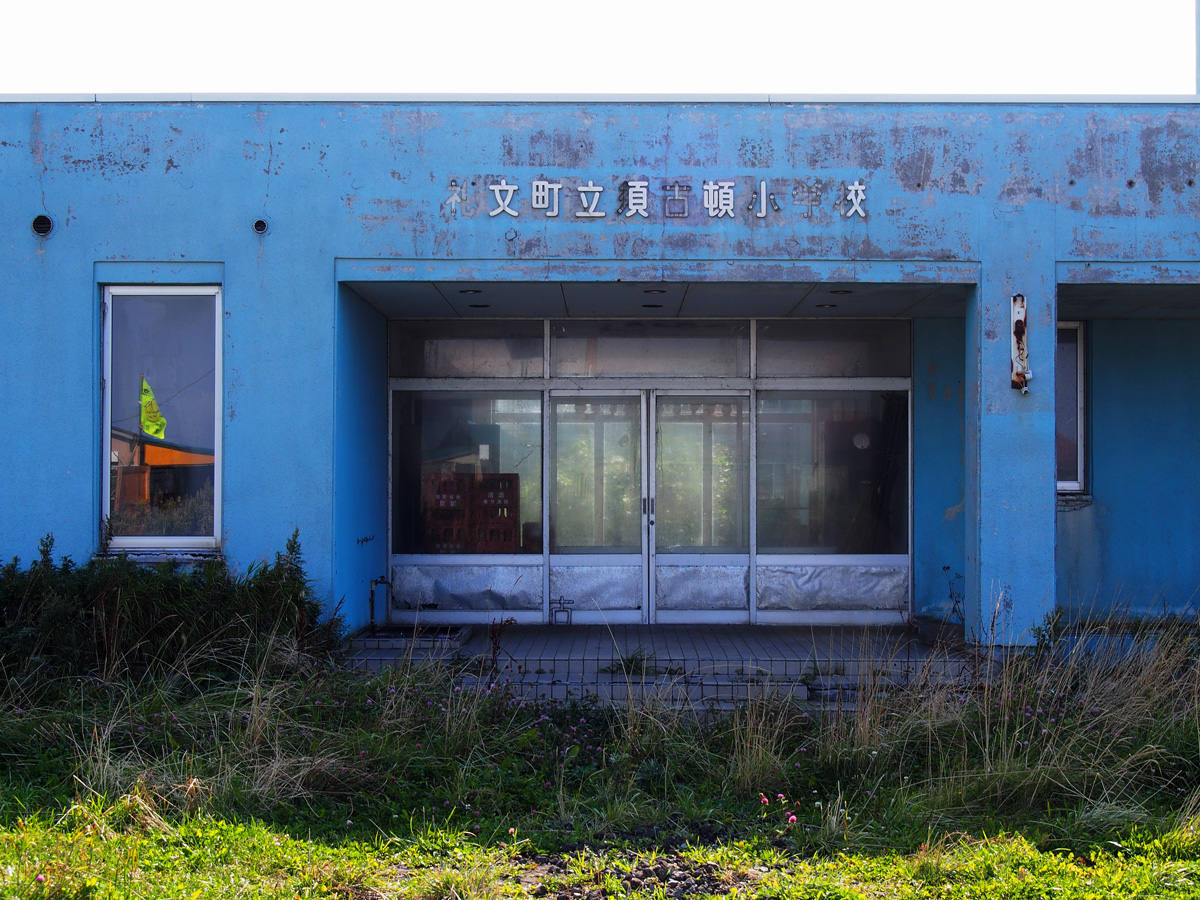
[357, 279, 969, 627]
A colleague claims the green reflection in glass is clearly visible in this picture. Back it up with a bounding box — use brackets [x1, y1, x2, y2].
[551, 399, 641, 553]
[655, 398, 749, 553]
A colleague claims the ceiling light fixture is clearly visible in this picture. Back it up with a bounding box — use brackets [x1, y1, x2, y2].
[459, 289, 483, 294]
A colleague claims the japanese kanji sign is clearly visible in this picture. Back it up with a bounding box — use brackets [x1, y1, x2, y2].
[443, 175, 870, 223]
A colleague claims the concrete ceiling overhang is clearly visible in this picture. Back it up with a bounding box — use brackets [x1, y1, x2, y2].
[348, 281, 1200, 320]
[1057, 283, 1200, 319]
[345, 281, 971, 319]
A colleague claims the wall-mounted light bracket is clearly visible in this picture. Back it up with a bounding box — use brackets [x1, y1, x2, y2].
[1011, 293, 1030, 395]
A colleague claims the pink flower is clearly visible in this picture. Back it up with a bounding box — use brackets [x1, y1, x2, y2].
[777, 794, 785, 800]
[787, 815, 797, 824]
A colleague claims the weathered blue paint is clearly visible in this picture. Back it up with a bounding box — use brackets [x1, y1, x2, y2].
[2, 97, 1199, 642]
[1058, 319, 1200, 620]
[334, 286, 388, 633]
[912, 319, 966, 623]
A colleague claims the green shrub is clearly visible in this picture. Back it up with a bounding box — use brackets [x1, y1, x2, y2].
[0, 530, 340, 685]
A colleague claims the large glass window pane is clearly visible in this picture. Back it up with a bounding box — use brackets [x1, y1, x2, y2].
[656, 397, 749, 553]
[392, 392, 542, 554]
[389, 320, 544, 377]
[551, 398, 642, 553]
[105, 288, 219, 544]
[757, 391, 908, 554]
[553, 321, 749, 377]
[757, 320, 911, 377]
[1056, 326, 1082, 487]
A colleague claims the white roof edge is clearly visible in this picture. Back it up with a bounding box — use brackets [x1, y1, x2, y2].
[1, 92, 1199, 105]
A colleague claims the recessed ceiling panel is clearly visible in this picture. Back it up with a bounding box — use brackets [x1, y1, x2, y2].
[345, 281, 454, 317]
[563, 282, 686, 317]
[438, 282, 567, 317]
[793, 283, 935, 317]
[680, 282, 813, 317]
[905, 284, 971, 317]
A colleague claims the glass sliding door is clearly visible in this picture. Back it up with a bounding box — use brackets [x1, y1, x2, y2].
[549, 395, 647, 622]
[652, 394, 751, 622]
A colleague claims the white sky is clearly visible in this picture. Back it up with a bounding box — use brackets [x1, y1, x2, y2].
[1, 0, 1195, 96]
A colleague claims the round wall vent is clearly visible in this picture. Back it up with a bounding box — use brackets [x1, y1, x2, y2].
[253, 218, 270, 235]
[32, 214, 54, 237]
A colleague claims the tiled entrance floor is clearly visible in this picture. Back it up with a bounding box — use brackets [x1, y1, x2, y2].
[347, 624, 970, 704]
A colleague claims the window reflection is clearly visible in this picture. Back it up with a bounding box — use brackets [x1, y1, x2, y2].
[1056, 327, 1081, 486]
[757, 392, 908, 554]
[392, 393, 542, 554]
[655, 398, 749, 553]
[550, 398, 642, 553]
[107, 291, 217, 540]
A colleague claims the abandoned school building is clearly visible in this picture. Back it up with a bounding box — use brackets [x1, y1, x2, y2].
[2, 92, 1198, 650]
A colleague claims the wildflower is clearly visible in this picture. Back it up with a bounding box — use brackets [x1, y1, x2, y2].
[509, 827, 516, 835]
[787, 815, 797, 824]
[760, 795, 770, 804]
[360, 750, 367, 756]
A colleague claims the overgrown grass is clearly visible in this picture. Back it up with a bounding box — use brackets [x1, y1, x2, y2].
[2, 538, 1199, 896]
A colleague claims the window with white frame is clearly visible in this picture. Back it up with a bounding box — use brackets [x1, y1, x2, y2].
[103, 286, 222, 549]
[1056, 323, 1085, 492]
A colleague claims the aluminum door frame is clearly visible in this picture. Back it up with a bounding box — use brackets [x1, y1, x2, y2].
[547, 389, 649, 625]
[650, 389, 754, 624]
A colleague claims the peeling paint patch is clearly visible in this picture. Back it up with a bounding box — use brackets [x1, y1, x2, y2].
[1138, 118, 1199, 207]
[737, 136, 773, 168]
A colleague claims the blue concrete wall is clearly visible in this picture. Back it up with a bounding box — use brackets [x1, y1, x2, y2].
[3, 98, 1200, 637]
[1057, 319, 1200, 620]
[334, 286, 388, 633]
[912, 319, 966, 622]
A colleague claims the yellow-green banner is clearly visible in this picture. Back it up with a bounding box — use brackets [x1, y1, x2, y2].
[140, 376, 167, 440]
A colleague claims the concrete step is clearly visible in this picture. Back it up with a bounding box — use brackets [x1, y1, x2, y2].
[347, 625, 475, 652]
